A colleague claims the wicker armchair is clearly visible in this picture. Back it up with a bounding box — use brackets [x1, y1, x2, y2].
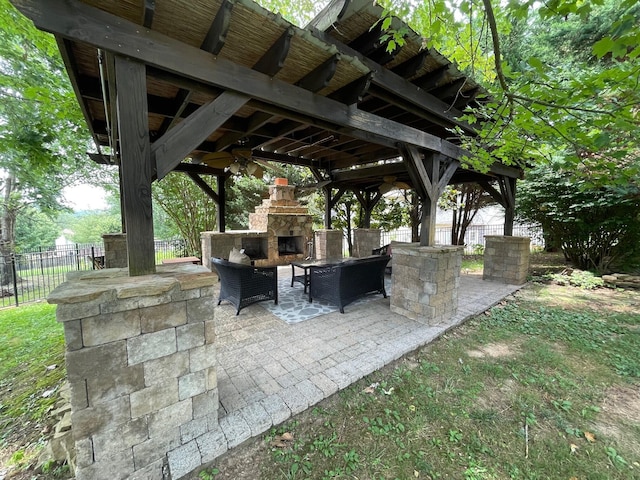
[308, 255, 390, 313]
[211, 258, 278, 315]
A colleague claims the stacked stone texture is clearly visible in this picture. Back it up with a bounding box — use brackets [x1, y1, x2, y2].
[48, 265, 219, 480]
[202, 184, 313, 267]
[314, 229, 343, 260]
[390, 245, 463, 325]
[353, 229, 381, 258]
[483, 236, 530, 285]
[102, 233, 128, 268]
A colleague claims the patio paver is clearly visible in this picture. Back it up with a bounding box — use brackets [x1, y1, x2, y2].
[214, 268, 521, 455]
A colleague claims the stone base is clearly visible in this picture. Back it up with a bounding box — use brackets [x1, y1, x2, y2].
[314, 229, 343, 260]
[48, 264, 219, 480]
[390, 245, 463, 325]
[353, 229, 381, 258]
[102, 233, 127, 268]
[483, 236, 530, 285]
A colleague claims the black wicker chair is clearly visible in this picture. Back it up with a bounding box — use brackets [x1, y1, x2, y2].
[211, 258, 278, 315]
[308, 255, 391, 313]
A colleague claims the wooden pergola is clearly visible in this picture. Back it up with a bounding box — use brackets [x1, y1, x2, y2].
[12, 0, 522, 276]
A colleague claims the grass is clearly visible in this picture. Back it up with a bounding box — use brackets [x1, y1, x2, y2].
[0, 302, 65, 472]
[203, 262, 640, 479]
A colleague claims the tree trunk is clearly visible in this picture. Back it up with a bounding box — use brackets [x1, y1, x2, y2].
[1, 174, 18, 286]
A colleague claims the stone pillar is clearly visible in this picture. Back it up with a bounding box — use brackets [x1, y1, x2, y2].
[48, 264, 221, 480]
[390, 244, 463, 325]
[102, 233, 128, 268]
[314, 229, 343, 260]
[483, 236, 530, 285]
[353, 228, 381, 258]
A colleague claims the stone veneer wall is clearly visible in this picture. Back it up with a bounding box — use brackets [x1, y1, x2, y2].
[390, 244, 463, 325]
[483, 236, 530, 285]
[314, 229, 343, 260]
[353, 229, 381, 258]
[201, 231, 267, 267]
[102, 233, 128, 268]
[47, 264, 221, 480]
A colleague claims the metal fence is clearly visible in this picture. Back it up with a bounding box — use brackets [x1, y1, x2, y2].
[377, 224, 544, 254]
[0, 239, 187, 309]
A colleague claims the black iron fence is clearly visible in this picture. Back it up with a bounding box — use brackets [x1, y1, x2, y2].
[0, 239, 187, 308]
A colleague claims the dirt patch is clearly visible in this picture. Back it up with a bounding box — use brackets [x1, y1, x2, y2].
[467, 341, 519, 359]
[595, 385, 640, 457]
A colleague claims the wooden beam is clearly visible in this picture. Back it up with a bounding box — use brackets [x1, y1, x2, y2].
[13, 0, 465, 159]
[217, 175, 226, 232]
[114, 55, 155, 276]
[253, 28, 294, 76]
[251, 149, 315, 167]
[413, 64, 449, 91]
[295, 54, 340, 92]
[307, 0, 351, 31]
[152, 92, 249, 179]
[329, 73, 373, 105]
[308, 27, 475, 135]
[201, 0, 233, 55]
[478, 180, 506, 207]
[142, 0, 155, 28]
[331, 162, 405, 183]
[185, 171, 220, 203]
[392, 50, 429, 78]
[157, 1, 233, 136]
[430, 77, 467, 101]
[173, 162, 227, 176]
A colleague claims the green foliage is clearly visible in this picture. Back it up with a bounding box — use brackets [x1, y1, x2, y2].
[57, 210, 122, 245]
[517, 163, 640, 272]
[547, 270, 606, 289]
[0, 302, 65, 437]
[14, 207, 60, 251]
[153, 172, 219, 256]
[0, 0, 101, 256]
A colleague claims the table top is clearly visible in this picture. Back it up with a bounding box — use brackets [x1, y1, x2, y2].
[161, 256, 202, 265]
[291, 258, 345, 268]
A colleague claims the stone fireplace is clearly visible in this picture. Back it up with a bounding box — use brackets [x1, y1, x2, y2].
[202, 179, 313, 267]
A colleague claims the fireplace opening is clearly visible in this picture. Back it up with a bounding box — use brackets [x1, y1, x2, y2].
[278, 236, 304, 255]
[241, 237, 268, 259]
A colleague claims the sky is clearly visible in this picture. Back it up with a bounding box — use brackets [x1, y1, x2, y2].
[62, 183, 109, 211]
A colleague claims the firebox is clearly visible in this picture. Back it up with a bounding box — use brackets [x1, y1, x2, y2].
[278, 236, 304, 255]
[241, 237, 268, 259]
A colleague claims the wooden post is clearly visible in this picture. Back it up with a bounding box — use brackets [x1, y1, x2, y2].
[503, 177, 516, 236]
[217, 175, 226, 233]
[114, 55, 155, 276]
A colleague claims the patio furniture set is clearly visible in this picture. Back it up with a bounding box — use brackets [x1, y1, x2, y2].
[211, 255, 391, 315]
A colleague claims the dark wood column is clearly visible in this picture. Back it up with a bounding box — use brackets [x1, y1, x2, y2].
[479, 176, 517, 236]
[354, 190, 382, 228]
[403, 145, 459, 246]
[114, 55, 155, 276]
[217, 175, 226, 233]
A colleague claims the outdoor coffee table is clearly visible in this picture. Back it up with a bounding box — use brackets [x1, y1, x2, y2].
[290, 258, 343, 293]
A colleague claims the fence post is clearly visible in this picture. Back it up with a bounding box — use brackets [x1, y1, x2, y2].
[39, 247, 45, 276]
[91, 246, 96, 270]
[10, 254, 19, 307]
[76, 243, 81, 271]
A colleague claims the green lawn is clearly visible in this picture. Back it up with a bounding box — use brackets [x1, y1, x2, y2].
[0, 302, 65, 472]
[202, 280, 640, 479]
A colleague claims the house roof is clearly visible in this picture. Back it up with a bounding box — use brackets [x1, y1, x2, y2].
[13, 0, 521, 193]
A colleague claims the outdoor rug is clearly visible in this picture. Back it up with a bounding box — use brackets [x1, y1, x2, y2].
[260, 275, 392, 324]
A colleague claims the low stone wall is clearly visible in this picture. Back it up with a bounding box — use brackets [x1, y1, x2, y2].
[48, 264, 219, 480]
[483, 236, 530, 285]
[390, 244, 463, 325]
[353, 229, 381, 258]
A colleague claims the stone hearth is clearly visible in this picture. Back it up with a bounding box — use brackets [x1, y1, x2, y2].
[202, 180, 313, 266]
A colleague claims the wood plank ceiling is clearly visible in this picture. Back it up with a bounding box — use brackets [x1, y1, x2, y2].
[11, 0, 524, 273]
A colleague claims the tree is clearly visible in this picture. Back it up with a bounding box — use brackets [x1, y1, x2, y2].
[517, 162, 640, 273]
[152, 173, 219, 257]
[439, 184, 493, 246]
[0, 0, 97, 282]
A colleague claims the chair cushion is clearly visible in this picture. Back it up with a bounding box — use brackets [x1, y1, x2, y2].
[229, 247, 251, 265]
